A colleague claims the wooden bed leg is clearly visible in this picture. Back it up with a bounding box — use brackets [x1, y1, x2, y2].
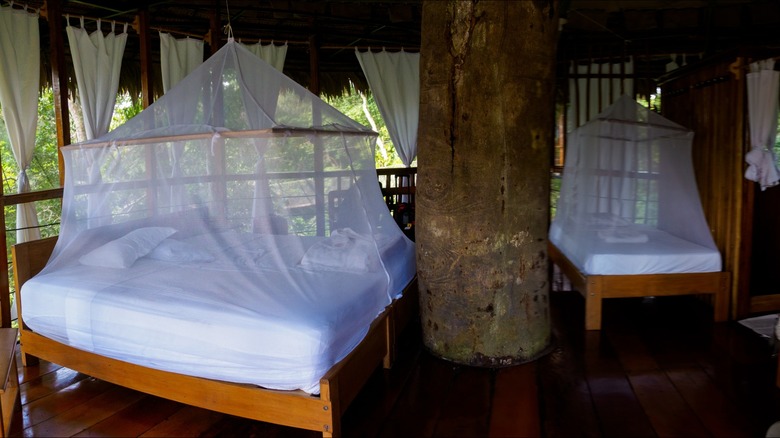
[383, 310, 395, 369]
[584, 277, 603, 331]
[319, 380, 340, 437]
[776, 355, 780, 389]
[19, 351, 38, 368]
[712, 273, 730, 323]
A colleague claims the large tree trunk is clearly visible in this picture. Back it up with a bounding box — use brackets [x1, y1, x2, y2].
[417, 0, 559, 366]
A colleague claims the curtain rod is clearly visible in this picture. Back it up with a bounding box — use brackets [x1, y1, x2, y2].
[333, 45, 419, 52]
[0, 0, 39, 15]
[217, 35, 418, 51]
[62, 14, 130, 33]
[130, 16, 209, 42]
[44, 8, 208, 41]
[234, 36, 291, 46]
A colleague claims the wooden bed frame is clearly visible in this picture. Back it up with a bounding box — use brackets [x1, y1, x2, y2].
[548, 241, 730, 330]
[12, 236, 418, 437]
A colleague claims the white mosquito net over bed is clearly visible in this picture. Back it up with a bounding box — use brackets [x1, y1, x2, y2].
[549, 95, 721, 275]
[21, 40, 415, 394]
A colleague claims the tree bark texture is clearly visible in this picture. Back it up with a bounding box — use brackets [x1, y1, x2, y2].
[417, 0, 559, 366]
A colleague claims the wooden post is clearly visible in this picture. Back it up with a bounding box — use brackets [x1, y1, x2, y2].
[0, 171, 7, 328]
[209, 0, 222, 54]
[308, 33, 321, 96]
[417, 0, 559, 365]
[46, 0, 71, 185]
[136, 8, 154, 109]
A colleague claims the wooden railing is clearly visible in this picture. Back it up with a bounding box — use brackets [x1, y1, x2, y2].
[0, 187, 63, 327]
[377, 167, 416, 204]
[377, 167, 416, 240]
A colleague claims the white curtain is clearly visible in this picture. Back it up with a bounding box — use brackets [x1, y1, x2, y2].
[67, 18, 127, 228]
[67, 18, 128, 139]
[745, 59, 780, 191]
[159, 33, 203, 212]
[241, 41, 288, 72]
[160, 32, 204, 93]
[356, 49, 419, 167]
[239, 41, 288, 223]
[0, 5, 40, 243]
[568, 58, 634, 131]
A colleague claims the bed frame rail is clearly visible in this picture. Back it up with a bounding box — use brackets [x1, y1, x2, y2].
[548, 241, 730, 330]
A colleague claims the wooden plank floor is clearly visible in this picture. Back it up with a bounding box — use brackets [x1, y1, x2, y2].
[8, 291, 780, 437]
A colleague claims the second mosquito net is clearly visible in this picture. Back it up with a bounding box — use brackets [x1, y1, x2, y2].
[549, 95, 721, 275]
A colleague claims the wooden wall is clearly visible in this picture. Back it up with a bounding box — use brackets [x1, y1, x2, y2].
[660, 56, 748, 319]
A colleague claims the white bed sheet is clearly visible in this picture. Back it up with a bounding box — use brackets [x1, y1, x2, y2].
[21, 231, 415, 394]
[549, 222, 722, 275]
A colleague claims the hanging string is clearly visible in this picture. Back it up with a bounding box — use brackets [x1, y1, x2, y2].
[223, 0, 234, 42]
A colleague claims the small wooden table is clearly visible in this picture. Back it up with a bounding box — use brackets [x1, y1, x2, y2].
[0, 329, 19, 437]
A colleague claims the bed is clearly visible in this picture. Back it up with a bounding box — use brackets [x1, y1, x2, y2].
[14, 231, 417, 436]
[11, 39, 419, 437]
[548, 223, 730, 330]
[549, 96, 731, 330]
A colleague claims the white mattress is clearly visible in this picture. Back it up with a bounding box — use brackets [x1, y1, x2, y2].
[21, 231, 415, 394]
[549, 223, 722, 275]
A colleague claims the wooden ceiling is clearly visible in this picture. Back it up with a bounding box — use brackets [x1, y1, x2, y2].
[11, 0, 780, 96]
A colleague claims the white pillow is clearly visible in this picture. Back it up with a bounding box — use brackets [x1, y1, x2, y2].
[300, 228, 379, 273]
[147, 238, 214, 263]
[79, 227, 177, 269]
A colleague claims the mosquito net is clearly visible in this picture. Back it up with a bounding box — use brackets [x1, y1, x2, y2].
[549, 95, 720, 274]
[43, 39, 416, 298]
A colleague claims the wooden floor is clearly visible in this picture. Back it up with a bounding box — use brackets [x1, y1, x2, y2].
[8, 291, 780, 437]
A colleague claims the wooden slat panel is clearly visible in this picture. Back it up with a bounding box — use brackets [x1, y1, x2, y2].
[20, 367, 86, 405]
[377, 353, 454, 437]
[537, 292, 601, 438]
[138, 405, 224, 438]
[666, 367, 752, 437]
[22, 378, 121, 429]
[435, 367, 491, 437]
[606, 330, 660, 373]
[73, 396, 183, 437]
[628, 371, 711, 437]
[488, 363, 540, 438]
[23, 386, 145, 437]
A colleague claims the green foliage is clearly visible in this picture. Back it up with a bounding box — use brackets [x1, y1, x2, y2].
[111, 93, 143, 131]
[324, 85, 404, 169]
[0, 91, 145, 251]
[0, 89, 62, 249]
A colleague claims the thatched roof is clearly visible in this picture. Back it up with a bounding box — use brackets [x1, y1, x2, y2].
[11, 0, 780, 98]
